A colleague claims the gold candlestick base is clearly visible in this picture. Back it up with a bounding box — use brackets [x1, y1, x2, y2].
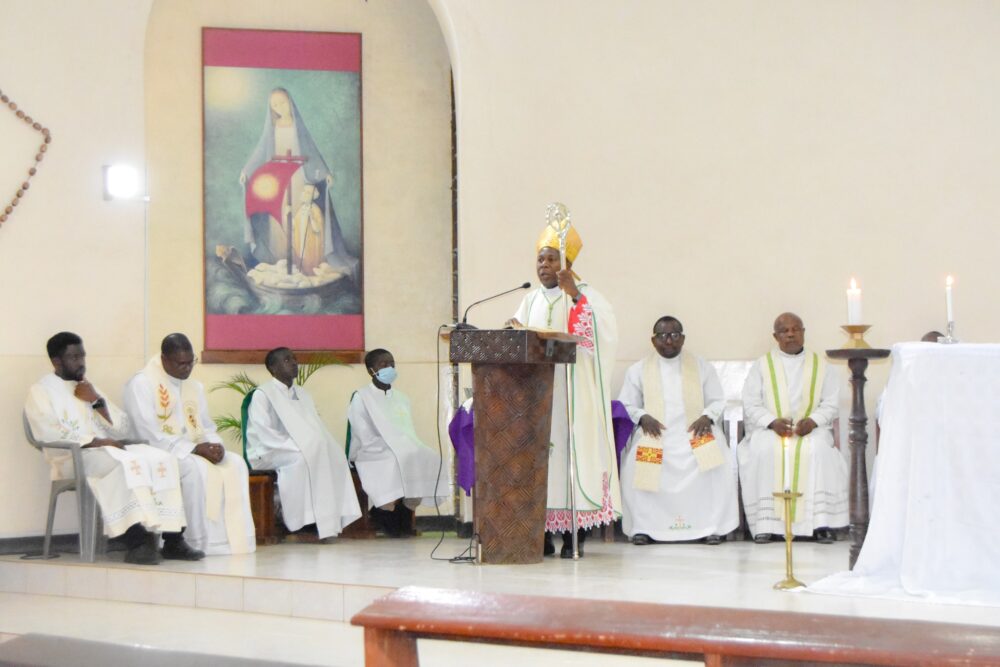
[840, 324, 872, 350]
[773, 491, 805, 590]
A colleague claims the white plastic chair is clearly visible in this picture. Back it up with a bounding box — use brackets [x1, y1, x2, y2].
[22, 411, 102, 562]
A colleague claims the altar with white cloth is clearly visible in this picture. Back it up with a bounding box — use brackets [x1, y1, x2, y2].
[810, 342, 1000, 605]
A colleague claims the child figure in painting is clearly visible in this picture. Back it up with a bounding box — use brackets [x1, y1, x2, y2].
[293, 183, 324, 276]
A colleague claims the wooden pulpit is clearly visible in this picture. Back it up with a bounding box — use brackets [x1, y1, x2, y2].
[449, 328, 577, 564]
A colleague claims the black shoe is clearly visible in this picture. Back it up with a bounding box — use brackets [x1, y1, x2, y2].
[124, 538, 161, 565]
[704, 534, 723, 546]
[753, 533, 772, 544]
[814, 528, 835, 544]
[543, 532, 555, 556]
[393, 503, 417, 537]
[161, 537, 205, 561]
[631, 533, 652, 546]
[560, 530, 584, 559]
[370, 507, 401, 538]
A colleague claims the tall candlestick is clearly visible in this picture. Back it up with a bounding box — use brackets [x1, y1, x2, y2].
[782, 436, 792, 492]
[846, 277, 863, 325]
[946, 275, 954, 323]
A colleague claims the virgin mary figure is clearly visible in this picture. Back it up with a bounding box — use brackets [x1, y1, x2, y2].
[239, 87, 358, 281]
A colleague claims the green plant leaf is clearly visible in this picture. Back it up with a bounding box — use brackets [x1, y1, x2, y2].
[210, 372, 259, 396]
[214, 414, 244, 445]
[297, 352, 343, 386]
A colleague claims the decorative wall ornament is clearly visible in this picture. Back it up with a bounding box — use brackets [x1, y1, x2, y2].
[0, 86, 51, 227]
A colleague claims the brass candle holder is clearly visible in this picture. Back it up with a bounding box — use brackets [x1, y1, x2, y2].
[773, 491, 805, 590]
[840, 324, 872, 350]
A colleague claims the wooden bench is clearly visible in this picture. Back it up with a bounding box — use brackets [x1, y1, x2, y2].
[248, 470, 280, 545]
[249, 466, 383, 543]
[351, 586, 1000, 666]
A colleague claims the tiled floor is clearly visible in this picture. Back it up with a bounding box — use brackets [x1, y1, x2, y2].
[0, 535, 994, 666]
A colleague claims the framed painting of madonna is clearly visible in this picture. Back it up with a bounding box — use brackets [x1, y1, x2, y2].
[201, 28, 364, 363]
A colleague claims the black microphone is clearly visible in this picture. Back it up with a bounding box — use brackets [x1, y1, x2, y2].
[457, 282, 532, 329]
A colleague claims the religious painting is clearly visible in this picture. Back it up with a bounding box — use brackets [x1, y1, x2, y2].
[202, 28, 363, 359]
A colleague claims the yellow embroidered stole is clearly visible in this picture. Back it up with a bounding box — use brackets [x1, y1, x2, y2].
[142, 358, 249, 552]
[632, 353, 704, 491]
[763, 350, 825, 521]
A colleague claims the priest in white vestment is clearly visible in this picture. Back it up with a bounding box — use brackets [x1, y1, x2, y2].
[347, 348, 448, 537]
[25, 332, 191, 564]
[739, 313, 847, 543]
[245, 347, 361, 538]
[618, 317, 739, 545]
[508, 225, 621, 558]
[124, 334, 256, 555]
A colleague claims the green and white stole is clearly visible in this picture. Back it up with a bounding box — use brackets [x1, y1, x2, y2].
[633, 353, 706, 491]
[763, 350, 825, 521]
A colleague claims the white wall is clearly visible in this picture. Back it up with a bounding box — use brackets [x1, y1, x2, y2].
[0, 0, 153, 537]
[432, 0, 1000, 397]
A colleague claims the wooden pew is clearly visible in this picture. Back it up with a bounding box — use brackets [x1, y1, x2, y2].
[351, 586, 1000, 666]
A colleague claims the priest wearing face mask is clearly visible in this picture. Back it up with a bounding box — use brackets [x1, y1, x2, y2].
[346, 348, 449, 537]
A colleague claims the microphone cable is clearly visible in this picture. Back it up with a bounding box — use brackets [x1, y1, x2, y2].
[429, 323, 477, 563]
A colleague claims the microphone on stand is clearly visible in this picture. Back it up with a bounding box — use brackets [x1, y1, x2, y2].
[455, 282, 532, 330]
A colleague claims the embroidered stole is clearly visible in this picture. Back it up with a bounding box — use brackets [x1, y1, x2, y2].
[142, 357, 249, 552]
[632, 353, 706, 491]
[763, 350, 825, 521]
[37, 374, 168, 490]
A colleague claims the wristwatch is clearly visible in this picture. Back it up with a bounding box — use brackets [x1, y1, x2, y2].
[91, 398, 106, 411]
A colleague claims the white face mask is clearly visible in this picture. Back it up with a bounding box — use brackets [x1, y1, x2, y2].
[374, 367, 397, 385]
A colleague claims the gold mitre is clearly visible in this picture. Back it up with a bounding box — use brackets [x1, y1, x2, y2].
[536, 225, 583, 263]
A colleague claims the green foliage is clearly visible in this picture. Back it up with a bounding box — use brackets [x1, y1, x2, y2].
[213, 415, 245, 444]
[210, 371, 259, 397]
[297, 352, 342, 386]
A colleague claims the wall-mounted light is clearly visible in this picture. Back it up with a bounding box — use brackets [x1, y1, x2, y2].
[102, 164, 143, 200]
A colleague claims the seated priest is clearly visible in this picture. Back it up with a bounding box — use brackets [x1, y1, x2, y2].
[617, 316, 739, 546]
[739, 312, 847, 544]
[347, 348, 447, 537]
[25, 332, 193, 564]
[507, 224, 621, 558]
[244, 347, 361, 539]
[124, 333, 256, 555]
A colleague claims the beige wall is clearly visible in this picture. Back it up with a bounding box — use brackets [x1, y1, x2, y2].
[432, 0, 1000, 402]
[5, 0, 998, 538]
[145, 0, 454, 507]
[0, 0, 153, 538]
[1, 0, 452, 539]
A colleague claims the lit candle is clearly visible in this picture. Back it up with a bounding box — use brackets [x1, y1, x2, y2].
[946, 275, 954, 323]
[782, 436, 792, 492]
[846, 277, 863, 325]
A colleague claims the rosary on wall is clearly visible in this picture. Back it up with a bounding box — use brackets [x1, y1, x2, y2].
[0, 85, 51, 226]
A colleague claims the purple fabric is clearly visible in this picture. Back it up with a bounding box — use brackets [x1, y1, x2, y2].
[610, 399, 634, 462]
[448, 400, 635, 495]
[448, 405, 476, 495]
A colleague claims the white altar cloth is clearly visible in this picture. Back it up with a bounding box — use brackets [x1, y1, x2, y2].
[810, 342, 1000, 606]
